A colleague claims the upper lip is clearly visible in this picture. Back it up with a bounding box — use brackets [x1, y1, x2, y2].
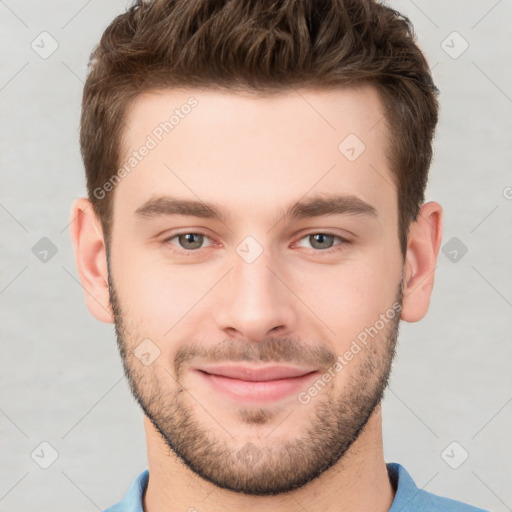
[196, 364, 318, 382]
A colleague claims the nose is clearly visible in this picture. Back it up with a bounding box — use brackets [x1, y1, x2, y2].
[213, 246, 299, 342]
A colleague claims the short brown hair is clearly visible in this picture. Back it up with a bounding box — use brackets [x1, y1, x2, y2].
[80, 0, 439, 258]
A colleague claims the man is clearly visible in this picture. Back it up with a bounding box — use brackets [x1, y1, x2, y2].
[70, 0, 488, 511]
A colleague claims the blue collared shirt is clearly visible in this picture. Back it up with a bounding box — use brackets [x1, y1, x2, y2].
[103, 462, 489, 512]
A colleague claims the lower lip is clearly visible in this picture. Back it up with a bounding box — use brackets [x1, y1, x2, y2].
[195, 370, 319, 403]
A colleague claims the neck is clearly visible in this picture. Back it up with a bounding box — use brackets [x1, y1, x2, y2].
[142, 406, 395, 512]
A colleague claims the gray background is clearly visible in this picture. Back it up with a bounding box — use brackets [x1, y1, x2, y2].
[1, 0, 511, 510]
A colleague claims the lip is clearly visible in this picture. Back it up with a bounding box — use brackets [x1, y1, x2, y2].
[195, 363, 318, 381]
[193, 364, 319, 403]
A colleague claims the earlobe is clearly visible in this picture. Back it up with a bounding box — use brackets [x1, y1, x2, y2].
[69, 198, 114, 324]
[400, 201, 443, 323]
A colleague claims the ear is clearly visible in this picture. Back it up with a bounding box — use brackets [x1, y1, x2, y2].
[401, 201, 443, 323]
[69, 198, 113, 323]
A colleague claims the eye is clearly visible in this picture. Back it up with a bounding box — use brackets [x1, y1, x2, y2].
[162, 230, 350, 255]
[295, 232, 349, 252]
[163, 231, 214, 253]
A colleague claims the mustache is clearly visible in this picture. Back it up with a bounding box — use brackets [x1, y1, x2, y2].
[173, 337, 338, 379]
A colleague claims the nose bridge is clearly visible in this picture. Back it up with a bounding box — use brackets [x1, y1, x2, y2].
[232, 238, 283, 311]
[234, 242, 277, 300]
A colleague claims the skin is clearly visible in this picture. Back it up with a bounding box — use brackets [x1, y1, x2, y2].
[70, 83, 442, 512]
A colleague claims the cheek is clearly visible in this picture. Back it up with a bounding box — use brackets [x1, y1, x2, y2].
[290, 253, 400, 336]
[112, 231, 401, 342]
[112, 244, 217, 336]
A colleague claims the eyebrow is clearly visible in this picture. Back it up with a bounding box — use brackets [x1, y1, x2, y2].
[134, 194, 378, 224]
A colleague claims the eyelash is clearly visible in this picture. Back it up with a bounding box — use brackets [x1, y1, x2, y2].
[161, 231, 351, 256]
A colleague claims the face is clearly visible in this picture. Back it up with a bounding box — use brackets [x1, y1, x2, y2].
[106, 85, 405, 495]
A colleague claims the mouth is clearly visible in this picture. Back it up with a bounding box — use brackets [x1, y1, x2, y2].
[193, 364, 320, 403]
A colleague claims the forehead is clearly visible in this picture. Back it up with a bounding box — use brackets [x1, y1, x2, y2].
[114, 84, 395, 229]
